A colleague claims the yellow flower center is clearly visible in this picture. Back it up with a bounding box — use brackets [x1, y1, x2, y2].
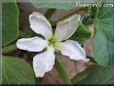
[48, 37, 56, 46]
[48, 37, 60, 52]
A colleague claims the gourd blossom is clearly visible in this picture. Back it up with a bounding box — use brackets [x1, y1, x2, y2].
[16, 12, 89, 77]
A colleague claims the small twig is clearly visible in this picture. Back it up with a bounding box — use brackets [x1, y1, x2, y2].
[51, 8, 86, 26]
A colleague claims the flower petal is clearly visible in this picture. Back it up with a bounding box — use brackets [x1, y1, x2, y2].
[33, 47, 55, 77]
[16, 36, 48, 52]
[29, 12, 53, 39]
[54, 14, 80, 41]
[59, 40, 89, 62]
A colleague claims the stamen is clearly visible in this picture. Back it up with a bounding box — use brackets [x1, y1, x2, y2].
[48, 37, 56, 47]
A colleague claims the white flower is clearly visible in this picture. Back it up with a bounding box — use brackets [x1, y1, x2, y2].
[16, 12, 89, 77]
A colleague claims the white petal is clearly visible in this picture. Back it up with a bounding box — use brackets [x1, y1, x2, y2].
[54, 14, 80, 41]
[59, 40, 89, 62]
[33, 47, 55, 77]
[16, 36, 48, 52]
[29, 12, 53, 39]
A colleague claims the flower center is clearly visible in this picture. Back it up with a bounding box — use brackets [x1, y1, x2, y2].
[48, 37, 60, 52]
[48, 37, 56, 46]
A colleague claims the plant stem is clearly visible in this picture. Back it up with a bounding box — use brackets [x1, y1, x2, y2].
[54, 58, 72, 84]
[45, 9, 56, 19]
[2, 43, 17, 54]
[51, 8, 85, 26]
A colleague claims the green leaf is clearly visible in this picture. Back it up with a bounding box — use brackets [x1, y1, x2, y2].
[2, 2, 19, 46]
[72, 65, 114, 84]
[93, 6, 114, 65]
[29, 0, 76, 10]
[70, 24, 91, 45]
[2, 56, 35, 84]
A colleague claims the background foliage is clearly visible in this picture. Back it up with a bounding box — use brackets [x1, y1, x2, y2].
[1, 0, 114, 85]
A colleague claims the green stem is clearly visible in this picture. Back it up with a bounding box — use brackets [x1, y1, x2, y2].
[54, 58, 72, 84]
[51, 8, 85, 26]
[2, 43, 17, 54]
[45, 9, 56, 19]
